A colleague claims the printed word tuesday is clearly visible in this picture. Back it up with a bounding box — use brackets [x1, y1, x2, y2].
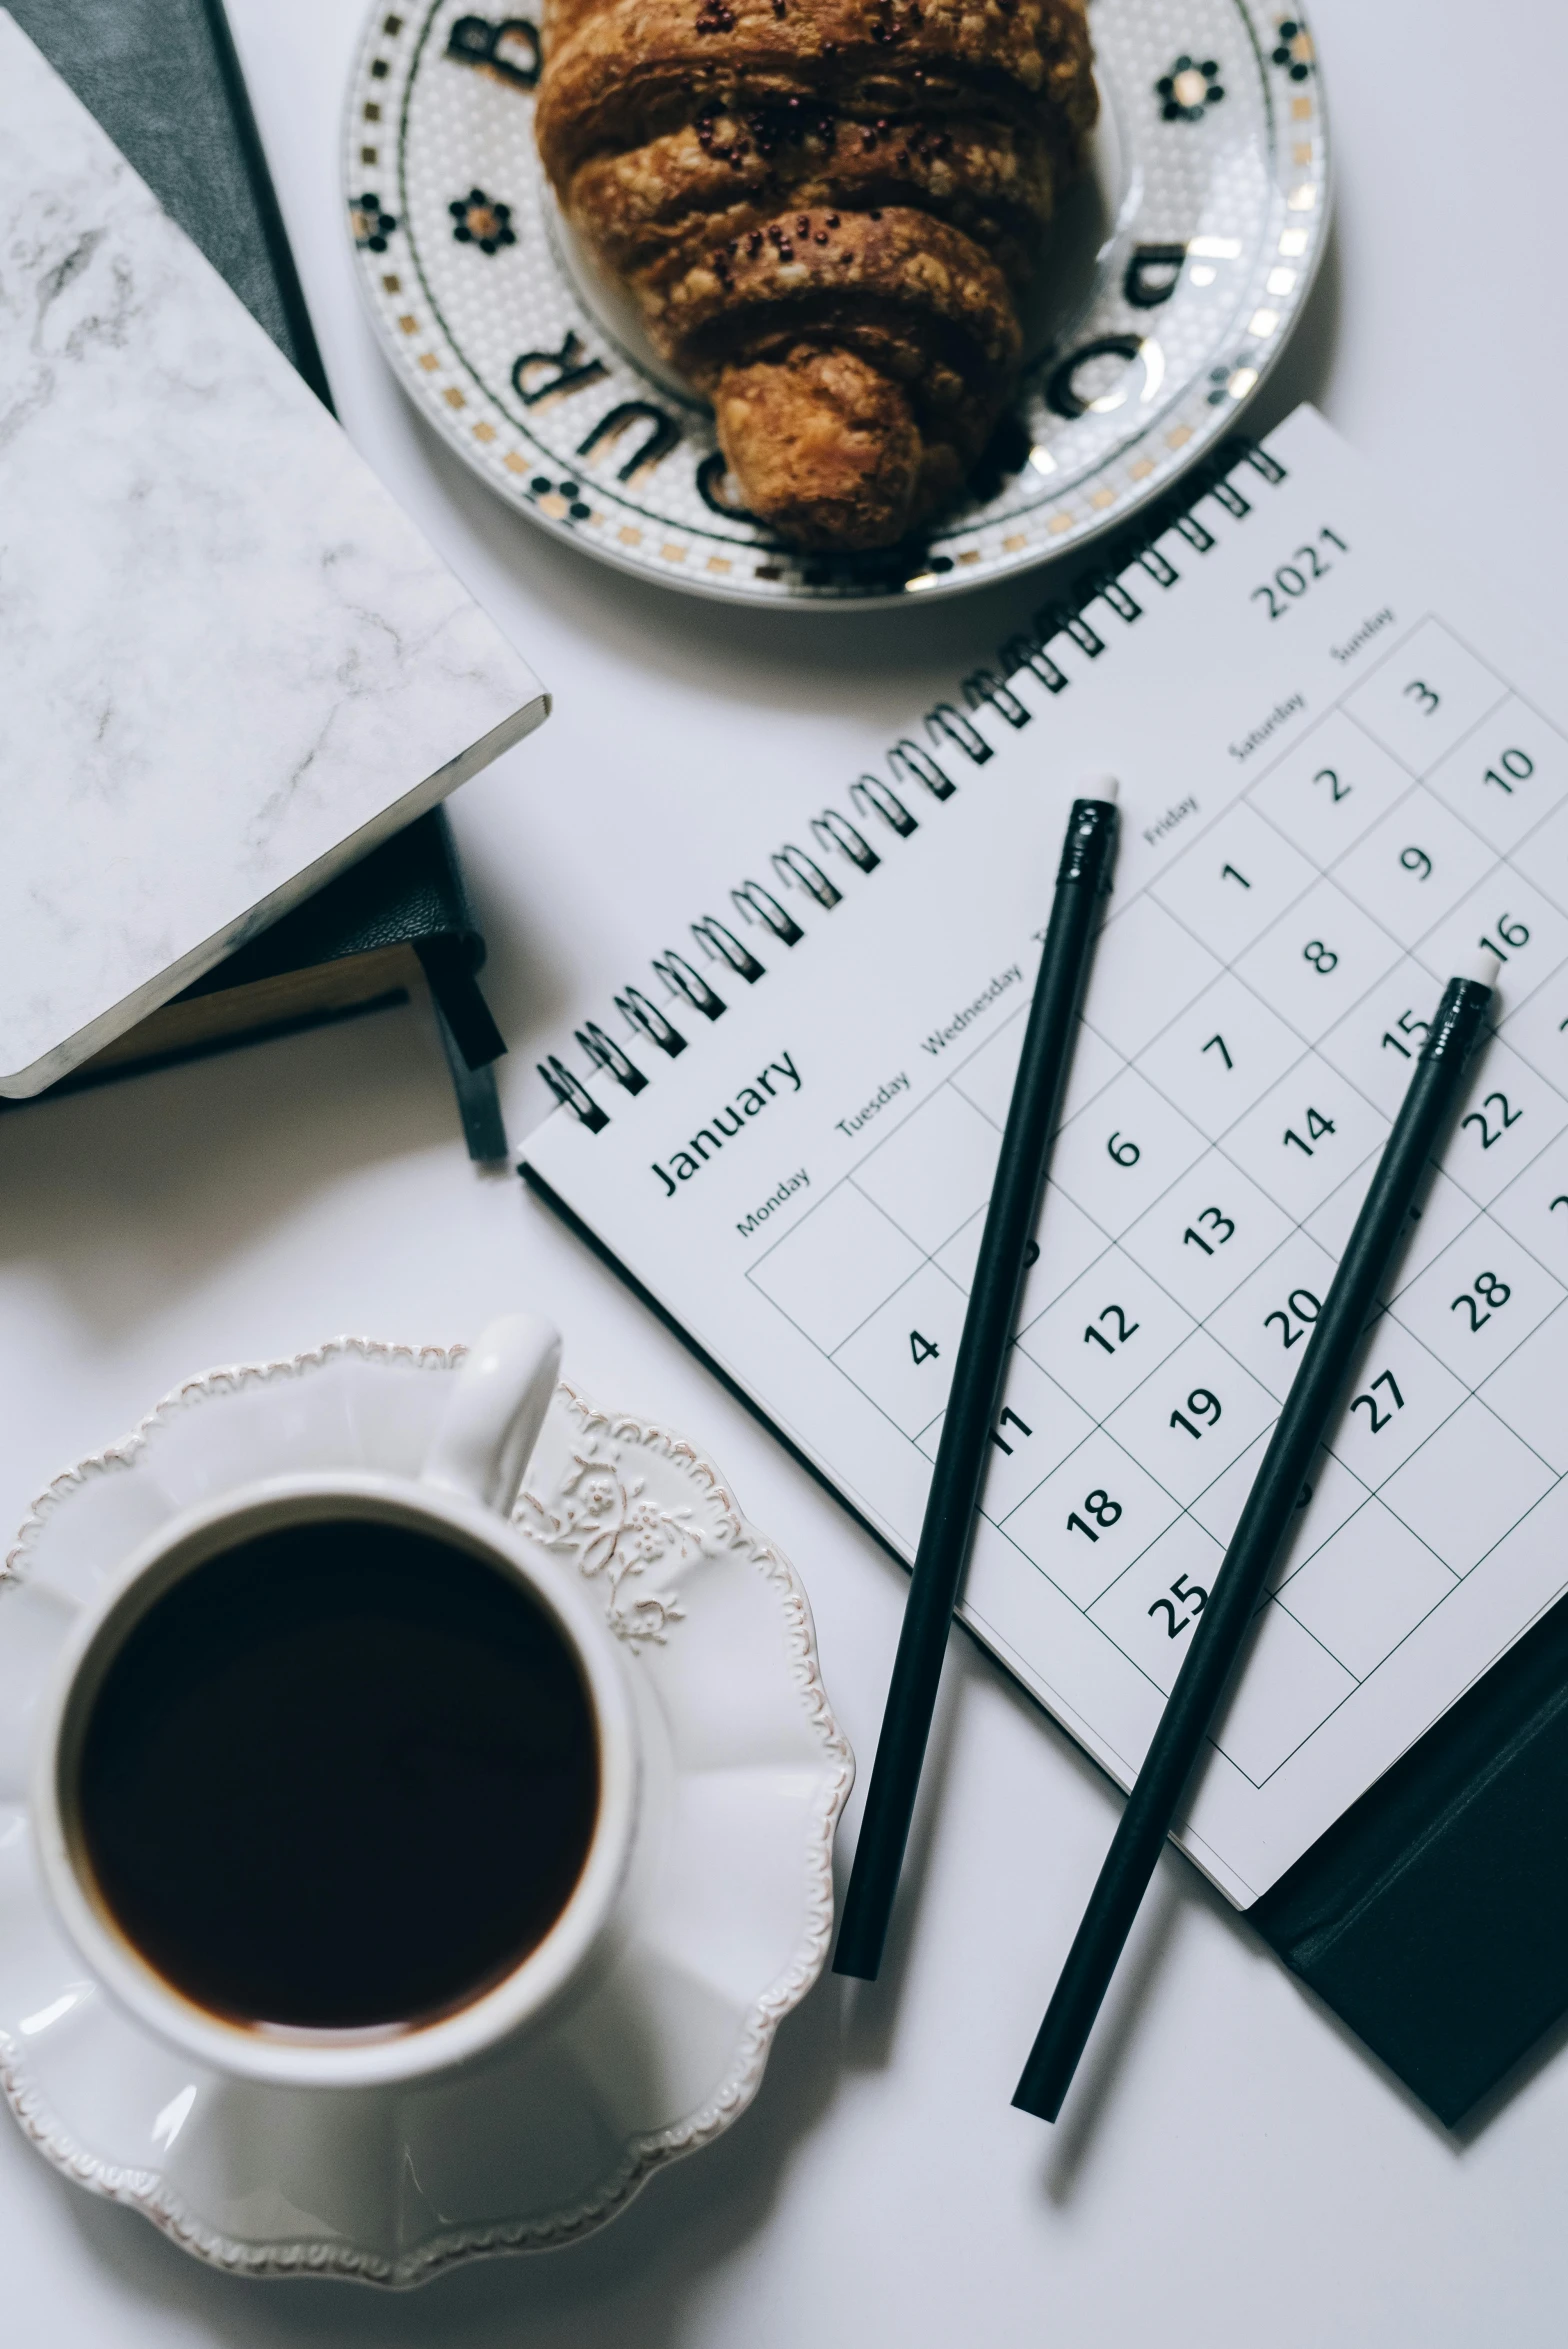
[651, 1054, 801, 1197]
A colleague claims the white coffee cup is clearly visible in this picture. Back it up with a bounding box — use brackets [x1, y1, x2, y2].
[29, 1316, 646, 2091]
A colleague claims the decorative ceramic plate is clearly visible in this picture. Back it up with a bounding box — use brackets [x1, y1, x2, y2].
[344, 0, 1328, 606]
[0, 1341, 852, 2286]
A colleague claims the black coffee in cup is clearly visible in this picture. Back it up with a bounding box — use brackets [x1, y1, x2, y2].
[72, 1517, 600, 2032]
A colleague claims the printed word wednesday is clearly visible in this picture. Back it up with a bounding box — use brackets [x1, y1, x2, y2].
[651, 1054, 802, 1197]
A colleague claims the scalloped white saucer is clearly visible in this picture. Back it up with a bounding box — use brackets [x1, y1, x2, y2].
[0, 1340, 852, 2286]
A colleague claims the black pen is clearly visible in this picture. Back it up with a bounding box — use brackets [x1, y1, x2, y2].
[834, 780, 1121, 1983]
[1013, 949, 1500, 2121]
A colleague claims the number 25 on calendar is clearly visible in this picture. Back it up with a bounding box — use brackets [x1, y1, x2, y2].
[1149, 1573, 1209, 1640]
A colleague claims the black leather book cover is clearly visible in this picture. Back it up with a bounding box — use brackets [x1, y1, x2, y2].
[1251, 1586, 1568, 2124]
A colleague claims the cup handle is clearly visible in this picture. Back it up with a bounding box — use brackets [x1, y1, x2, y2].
[422, 1314, 563, 1517]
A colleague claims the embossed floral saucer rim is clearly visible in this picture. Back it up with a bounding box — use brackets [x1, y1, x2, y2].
[0, 1338, 853, 2286]
[343, 0, 1330, 607]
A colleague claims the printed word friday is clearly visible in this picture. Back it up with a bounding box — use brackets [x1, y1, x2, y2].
[651, 1054, 801, 1196]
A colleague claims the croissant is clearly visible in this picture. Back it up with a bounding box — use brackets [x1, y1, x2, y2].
[534, 0, 1097, 550]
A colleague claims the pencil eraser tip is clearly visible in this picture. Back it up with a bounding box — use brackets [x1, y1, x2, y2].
[1457, 947, 1503, 994]
[1080, 774, 1119, 804]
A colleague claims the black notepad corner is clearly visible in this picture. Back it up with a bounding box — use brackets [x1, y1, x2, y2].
[1252, 1588, 1568, 2126]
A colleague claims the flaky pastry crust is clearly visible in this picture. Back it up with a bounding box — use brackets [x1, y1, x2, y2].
[536, 0, 1096, 548]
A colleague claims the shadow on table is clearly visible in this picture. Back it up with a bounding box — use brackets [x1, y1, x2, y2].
[835, 1641, 967, 2076]
[1259, 1936, 1563, 2158]
[0, 1002, 469, 1346]
[52, 1969, 845, 2349]
[1245, 216, 1342, 445]
[1036, 1868, 1185, 2206]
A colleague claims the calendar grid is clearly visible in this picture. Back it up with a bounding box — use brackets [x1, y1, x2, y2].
[746, 611, 1568, 1791]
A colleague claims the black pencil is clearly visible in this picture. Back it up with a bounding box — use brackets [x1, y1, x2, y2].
[1012, 951, 1501, 2121]
[833, 782, 1121, 1983]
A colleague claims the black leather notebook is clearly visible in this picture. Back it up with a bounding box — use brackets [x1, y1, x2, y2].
[5, 814, 508, 1163]
[6, 0, 509, 1162]
[1251, 1589, 1568, 2125]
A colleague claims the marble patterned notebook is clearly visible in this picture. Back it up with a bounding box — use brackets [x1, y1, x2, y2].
[0, 10, 547, 1098]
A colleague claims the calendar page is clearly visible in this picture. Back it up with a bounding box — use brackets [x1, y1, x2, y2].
[523, 407, 1568, 1904]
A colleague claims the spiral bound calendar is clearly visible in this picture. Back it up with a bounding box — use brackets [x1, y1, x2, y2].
[523, 406, 1568, 1906]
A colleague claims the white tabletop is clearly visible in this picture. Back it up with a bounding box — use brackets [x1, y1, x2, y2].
[5, 0, 1568, 2338]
